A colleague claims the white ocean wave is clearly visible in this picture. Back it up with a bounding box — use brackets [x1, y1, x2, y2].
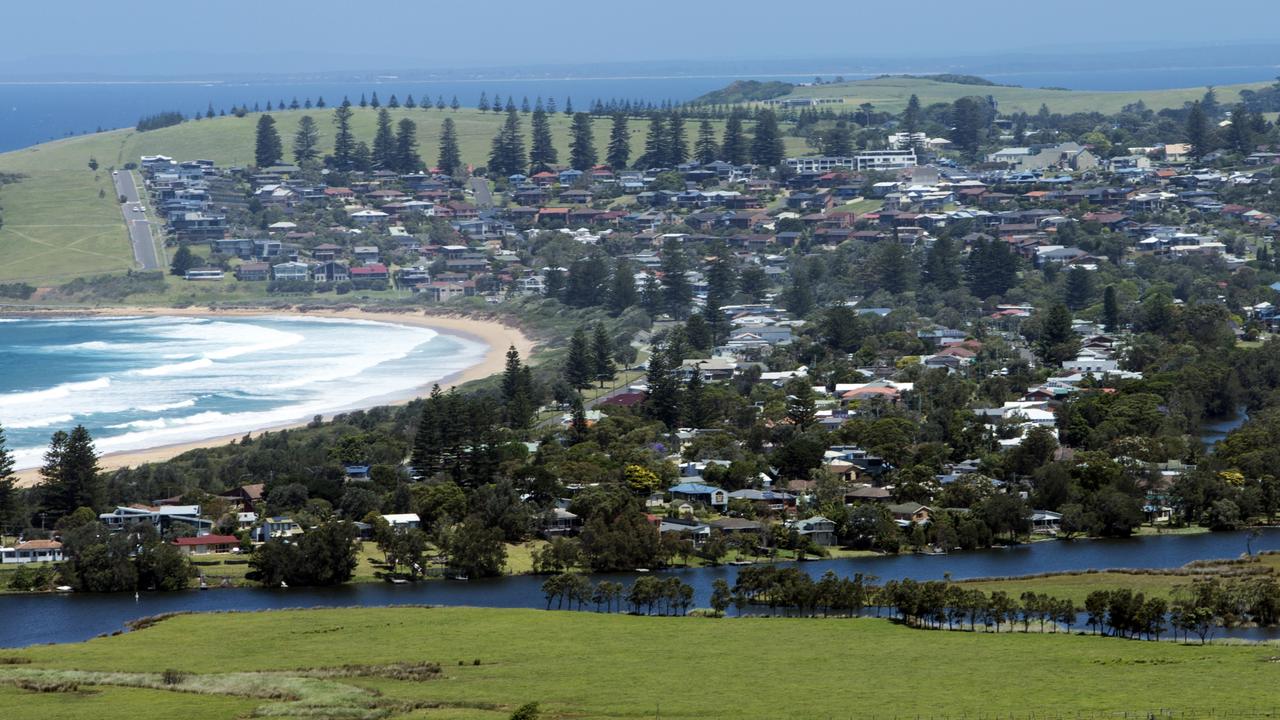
[0, 377, 111, 410]
[4, 315, 487, 469]
[6, 414, 74, 429]
[136, 399, 197, 413]
[134, 357, 214, 377]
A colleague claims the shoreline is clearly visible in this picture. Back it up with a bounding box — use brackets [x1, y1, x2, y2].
[9, 305, 535, 486]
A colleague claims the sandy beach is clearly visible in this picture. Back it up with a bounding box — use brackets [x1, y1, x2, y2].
[10, 306, 535, 486]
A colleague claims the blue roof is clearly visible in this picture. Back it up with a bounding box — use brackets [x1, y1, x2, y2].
[669, 482, 723, 496]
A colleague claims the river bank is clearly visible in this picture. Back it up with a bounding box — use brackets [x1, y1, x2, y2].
[6, 305, 535, 486]
[2, 527, 1277, 647]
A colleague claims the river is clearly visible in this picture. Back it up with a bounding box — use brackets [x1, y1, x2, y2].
[2, 528, 1277, 648]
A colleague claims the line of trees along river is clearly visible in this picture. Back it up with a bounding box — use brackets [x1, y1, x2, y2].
[1, 528, 1277, 648]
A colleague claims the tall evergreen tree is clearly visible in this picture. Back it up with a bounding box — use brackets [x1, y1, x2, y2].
[370, 92, 380, 108]
[902, 94, 922, 134]
[965, 237, 1019, 298]
[667, 113, 688, 165]
[950, 97, 985, 157]
[606, 114, 631, 169]
[0, 422, 15, 532]
[478, 92, 489, 112]
[660, 237, 692, 319]
[750, 110, 785, 166]
[40, 426, 102, 519]
[169, 243, 194, 276]
[641, 115, 669, 168]
[643, 345, 681, 428]
[569, 113, 598, 170]
[565, 327, 595, 390]
[1103, 285, 1121, 332]
[821, 122, 853, 157]
[501, 346, 536, 428]
[591, 324, 616, 386]
[1226, 105, 1256, 154]
[488, 109, 526, 176]
[721, 110, 748, 165]
[694, 118, 719, 164]
[1036, 304, 1078, 364]
[703, 242, 736, 345]
[331, 102, 356, 170]
[394, 118, 420, 173]
[372, 109, 396, 170]
[529, 107, 558, 172]
[1186, 100, 1212, 160]
[254, 114, 283, 167]
[608, 258, 637, 315]
[437, 117, 462, 175]
[1064, 266, 1095, 310]
[922, 234, 961, 290]
[293, 115, 320, 164]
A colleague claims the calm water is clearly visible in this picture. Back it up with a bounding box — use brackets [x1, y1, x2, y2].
[0, 315, 485, 469]
[2, 529, 1276, 647]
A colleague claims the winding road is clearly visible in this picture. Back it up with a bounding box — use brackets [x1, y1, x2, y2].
[112, 169, 161, 271]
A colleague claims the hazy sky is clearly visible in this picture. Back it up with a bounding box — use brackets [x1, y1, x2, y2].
[7, 0, 1280, 75]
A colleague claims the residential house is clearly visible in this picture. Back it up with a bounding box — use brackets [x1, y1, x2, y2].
[789, 516, 837, 546]
[173, 534, 240, 556]
[668, 482, 728, 510]
[0, 540, 64, 565]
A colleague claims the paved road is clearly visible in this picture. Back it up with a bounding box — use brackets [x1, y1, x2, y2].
[468, 177, 494, 208]
[112, 170, 161, 270]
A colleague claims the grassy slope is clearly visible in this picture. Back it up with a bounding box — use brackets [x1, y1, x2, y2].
[780, 76, 1271, 115]
[3, 606, 1278, 720]
[0, 109, 807, 285]
[961, 552, 1280, 604]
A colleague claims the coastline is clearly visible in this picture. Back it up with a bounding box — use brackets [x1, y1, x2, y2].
[9, 305, 535, 486]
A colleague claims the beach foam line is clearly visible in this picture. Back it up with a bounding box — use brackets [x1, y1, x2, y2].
[0, 376, 111, 409]
[6, 413, 74, 429]
[136, 398, 197, 413]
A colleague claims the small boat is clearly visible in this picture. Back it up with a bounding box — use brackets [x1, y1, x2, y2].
[389, 577, 409, 585]
[729, 560, 753, 566]
[634, 568, 650, 573]
[54, 585, 73, 593]
[279, 581, 289, 589]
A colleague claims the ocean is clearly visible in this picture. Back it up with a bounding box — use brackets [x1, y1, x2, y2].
[4, 65, 1280, 152]
[0, 315, 485, 469]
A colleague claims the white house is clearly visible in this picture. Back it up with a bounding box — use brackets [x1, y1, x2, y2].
[0, 540, 63, 564]
[381, 513, 421, 530]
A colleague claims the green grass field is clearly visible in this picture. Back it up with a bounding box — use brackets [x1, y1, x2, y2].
[779, 76, 1271, 115]
[0, 108, 807, 285]
[960, 552, 1280, 604]
[2, 606, 1278, 720]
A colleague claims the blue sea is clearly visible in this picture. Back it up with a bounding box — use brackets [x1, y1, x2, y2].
[0, 315, 485, 469]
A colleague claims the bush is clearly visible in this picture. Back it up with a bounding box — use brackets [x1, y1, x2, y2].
[0, 282, 35, 299]
[136, 112, 185, 132]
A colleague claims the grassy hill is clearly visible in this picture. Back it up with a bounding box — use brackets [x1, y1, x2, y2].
[774, 75, 1271, 115]
[1, 606, 1277, 720]
[0, 108, 808, 286]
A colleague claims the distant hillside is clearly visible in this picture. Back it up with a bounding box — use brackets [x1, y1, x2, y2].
[739, 75, 1271, 115]
[695, 80, 794, 104]
[878, 74, 1005, 87]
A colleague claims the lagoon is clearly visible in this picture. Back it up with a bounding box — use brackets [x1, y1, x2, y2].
[2, 528, 1276, 647]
